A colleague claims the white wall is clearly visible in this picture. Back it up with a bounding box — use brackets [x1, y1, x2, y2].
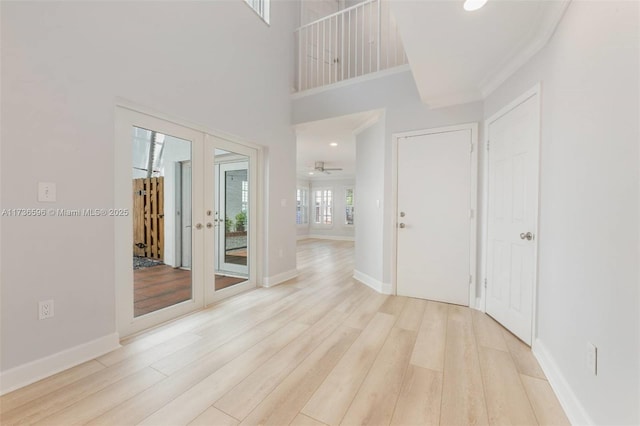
[355, 119, 385, 283]
[293, 70, 483, 286]
[484, 2, 639, 424]
[308, 177, 355, 240]
[160, 136, 191, 268]
[0, 0, 299, 373]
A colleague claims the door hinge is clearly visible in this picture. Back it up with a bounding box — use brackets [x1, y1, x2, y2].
[486, 140, 490, 151]
[469, 275, 473, 284]
[470, 143, 474, 153]
[469, 209, 474, 219]
[484, 278, 487, 289]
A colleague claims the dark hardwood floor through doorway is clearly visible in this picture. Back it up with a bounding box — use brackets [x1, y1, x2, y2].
[134, 265, 246, 317]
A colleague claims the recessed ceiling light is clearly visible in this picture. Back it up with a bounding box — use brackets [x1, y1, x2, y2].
[463, 0, 487, 11]
[308, 172, 314, 175]
[329, 142, 338, 147]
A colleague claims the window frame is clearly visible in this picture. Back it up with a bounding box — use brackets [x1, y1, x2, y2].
[296, 186, 309, 226]
[312, 187, 334, 227]
[344, 186, 355, 226]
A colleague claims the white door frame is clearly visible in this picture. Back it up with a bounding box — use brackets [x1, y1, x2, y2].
[481, 83, 541, 343]
[391, 122, 479, 305]
[115, 100, 264, 337]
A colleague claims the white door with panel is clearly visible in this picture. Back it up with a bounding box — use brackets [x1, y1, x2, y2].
[396, 128, 475, 306]
[486, 91, 540, 345]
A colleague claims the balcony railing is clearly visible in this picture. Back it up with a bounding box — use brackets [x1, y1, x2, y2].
[294, 0, 408, 92]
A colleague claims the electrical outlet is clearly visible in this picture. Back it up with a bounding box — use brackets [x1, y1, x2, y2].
[39, 300, 54, 320]
[586, 342, 598, 375]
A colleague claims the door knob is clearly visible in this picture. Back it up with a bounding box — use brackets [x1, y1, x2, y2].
[206, 222, 213, 229]
[399, 223, 406, 228]
[520, 232, 533, 241]
[400, 212, 406, 217]
[195, 223, 203, 230]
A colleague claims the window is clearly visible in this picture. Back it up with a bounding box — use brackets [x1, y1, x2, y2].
[241, 180, 249, 212]
[345, 188, 354, 225]
[313, 189, 333, 225]
[244, 0, 270, 24]
[296, 187, 309, 225]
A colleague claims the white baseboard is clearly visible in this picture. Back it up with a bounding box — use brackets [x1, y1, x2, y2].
[306, 234, 355, 242]
[532, 339, 594, 426]
[263, 268, 298, 287]
[296, 234, 310, 241]
[474, 297, 485, 311]
[353, 270, 392, 295]
[0, 332, 121, 395]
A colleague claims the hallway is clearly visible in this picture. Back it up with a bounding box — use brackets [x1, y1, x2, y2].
[1, 240, 568, 425]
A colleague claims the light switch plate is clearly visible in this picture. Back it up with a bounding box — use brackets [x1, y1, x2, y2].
[38, 182, 56, 202]
[586, 342, 598, 375]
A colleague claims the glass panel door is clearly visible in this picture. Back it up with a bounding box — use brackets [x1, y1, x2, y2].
[117, 107, 258, 335]
[205, 140, 256, 304]
[132, 127, 194, 318]
[117, 107, 205, 337]
[213, 151, 249, 291]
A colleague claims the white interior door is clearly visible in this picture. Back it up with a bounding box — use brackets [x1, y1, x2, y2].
[486, 91, 540, 345]
[396, 128, 474, 305]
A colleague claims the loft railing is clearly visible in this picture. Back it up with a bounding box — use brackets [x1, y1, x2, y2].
[294, 0, 408, 92]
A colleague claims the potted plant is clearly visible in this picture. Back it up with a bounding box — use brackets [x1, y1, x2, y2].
[235, 211, 247, 232]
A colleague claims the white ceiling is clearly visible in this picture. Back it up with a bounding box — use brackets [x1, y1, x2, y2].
[296, 110, 380, 180]
[390, 0, 570, 107]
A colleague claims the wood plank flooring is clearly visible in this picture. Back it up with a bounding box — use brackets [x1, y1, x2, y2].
[1, 239, 569, 426]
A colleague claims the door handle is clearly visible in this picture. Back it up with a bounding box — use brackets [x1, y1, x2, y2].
[206, 222, 213, 229]
[520, 232, 533, 241]
[399, 223, 406, 229]
[195, 223, 203, 230]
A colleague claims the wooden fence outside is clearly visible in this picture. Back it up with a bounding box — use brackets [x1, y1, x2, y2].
[133, 177, 164, 260]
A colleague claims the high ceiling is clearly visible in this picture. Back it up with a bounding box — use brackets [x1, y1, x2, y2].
[390, 0, 570, 107]
[295, 1, 570, 176]
[296, 110, 380, 180]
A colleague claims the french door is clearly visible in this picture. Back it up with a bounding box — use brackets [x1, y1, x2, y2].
[116, 108, 257, 337]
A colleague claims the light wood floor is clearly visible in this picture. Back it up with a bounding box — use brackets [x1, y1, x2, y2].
[0, 239, 569, 426]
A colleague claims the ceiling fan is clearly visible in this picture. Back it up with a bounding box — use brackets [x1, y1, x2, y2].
[314, 161, 343, 174]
